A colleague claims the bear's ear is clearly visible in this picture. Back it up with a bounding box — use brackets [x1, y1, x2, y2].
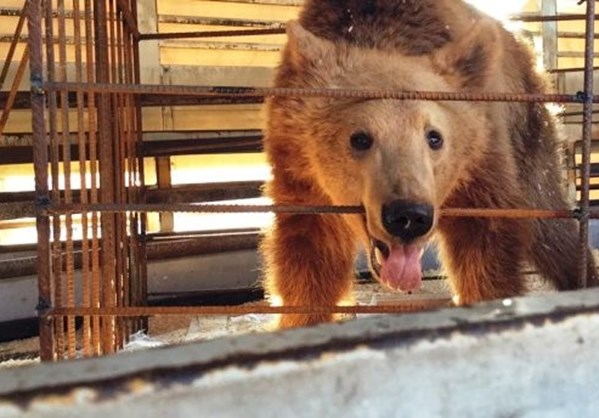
[285, 20, 335, 71]
[432, 18, 502, 90]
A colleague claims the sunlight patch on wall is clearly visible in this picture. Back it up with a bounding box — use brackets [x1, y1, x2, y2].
[465, 0, 528, 25]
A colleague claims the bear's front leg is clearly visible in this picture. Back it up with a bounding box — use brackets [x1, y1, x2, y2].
[438, 217, 528, 305]
[263, 213, 356, 328]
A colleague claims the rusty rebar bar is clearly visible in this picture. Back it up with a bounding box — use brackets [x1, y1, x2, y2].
[47, 203, 581, 220]
[27, 0, 54, 362]
[46, 299, 453, 317]
[42, 82, 596, 104]
[56, 0, 77, 360]
[83, 0, 101, 356]
[139, 27, 285, 41]
[94, 0, 117, 355]
[578, 0, 596, 288]
[72, 0, 92, 358]
[510, 12, 599, 22]
[115, 0, 140, 39]
[44, 0, 65, 361]
[131, 0, 148, 336]
[125, 0, 142, 342]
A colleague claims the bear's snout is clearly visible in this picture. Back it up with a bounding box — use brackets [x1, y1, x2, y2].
[381, 200, 434, 243]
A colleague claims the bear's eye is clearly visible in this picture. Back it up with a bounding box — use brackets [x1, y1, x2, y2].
[426, 129, 444, 151]
[350, 131, 374, 152]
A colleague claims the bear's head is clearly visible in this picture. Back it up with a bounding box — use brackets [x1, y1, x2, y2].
[277, 20, 503, 292]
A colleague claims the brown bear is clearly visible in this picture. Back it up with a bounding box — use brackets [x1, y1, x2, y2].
[261, 0, 598, 328]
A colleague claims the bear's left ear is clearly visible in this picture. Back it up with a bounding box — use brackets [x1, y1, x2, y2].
[432, 18, 502, 90]
[285, 20, 335, 71]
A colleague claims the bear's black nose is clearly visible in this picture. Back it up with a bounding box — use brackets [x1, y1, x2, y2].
[381, 200, 434, 242]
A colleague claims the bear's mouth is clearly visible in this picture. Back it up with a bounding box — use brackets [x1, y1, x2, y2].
[370, 239, 389, 277]
[369, 238, 424, 292]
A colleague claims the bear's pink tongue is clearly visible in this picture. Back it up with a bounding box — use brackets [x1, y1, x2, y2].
[380, 245, 422, 292]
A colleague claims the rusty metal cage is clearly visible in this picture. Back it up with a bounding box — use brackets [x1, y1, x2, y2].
[26, 0, 147, 359]
[9, 0, 595, 360]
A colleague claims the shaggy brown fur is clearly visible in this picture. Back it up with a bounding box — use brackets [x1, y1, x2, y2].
[262, 0, 598, 328]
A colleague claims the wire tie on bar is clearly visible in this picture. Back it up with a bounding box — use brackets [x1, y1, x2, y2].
[30, 73, 45, 96]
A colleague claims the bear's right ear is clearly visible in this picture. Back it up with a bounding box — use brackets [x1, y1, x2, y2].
[284, 20, 335, 71]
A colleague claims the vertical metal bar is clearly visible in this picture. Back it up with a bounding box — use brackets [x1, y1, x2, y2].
[131, 0, 148, 333]
[57, 0, 77, 360]
[27, 0, 54, 362]
[578, 0, 596, 288]
[126, 0, 141, 336]
[111, 0, 126, 349]
[123, 2, 135, 342]
[85, 0, 101, 356]
[44, 0, 65, 361]
[73, 0, 92, 358]
[118, 1, 128, 349]
[120, 0, 136, 343]
[95, 0, 117, 355]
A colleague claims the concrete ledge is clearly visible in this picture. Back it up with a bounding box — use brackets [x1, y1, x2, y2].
[1, 289, 599, 417]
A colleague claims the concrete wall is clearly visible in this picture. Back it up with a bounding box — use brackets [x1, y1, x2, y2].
[1, 288, 598, 417]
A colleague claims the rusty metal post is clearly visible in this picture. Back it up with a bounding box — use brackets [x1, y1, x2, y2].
[43, 0, 66, 360]
[578, 0, 596, 287]
[84, 0, 102, 357]
[94, 0, 117, 354]
[132, 0, 149, 334]
[72, 0, 93, 358]
[26, 0, 54, 361]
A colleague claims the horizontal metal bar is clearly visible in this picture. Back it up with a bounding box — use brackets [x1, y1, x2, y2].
[42, 82, 592, 104]
[157, 14, 285, 28]
[139, 28, 285, 41]
[575, 163, 599, 177]
[45, 299, 453, 317]
[559, 110, 599, 118]
[0, 230, 260, 279]
[145, 181, 262, 204]
[558, 51, 599, 59]
[510, 13, 599, 22]
[0, 136, 263, 164]
[549, 32, 599, 39]
[48, 203, 583, 219]
[0, 91, 263, 112]
[1, 181, 261, 203]
[0, 201, 35, 221]
[0, 181, 263, 221]
[141, 135, 263, 157]
[159, 40, 282, 52]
